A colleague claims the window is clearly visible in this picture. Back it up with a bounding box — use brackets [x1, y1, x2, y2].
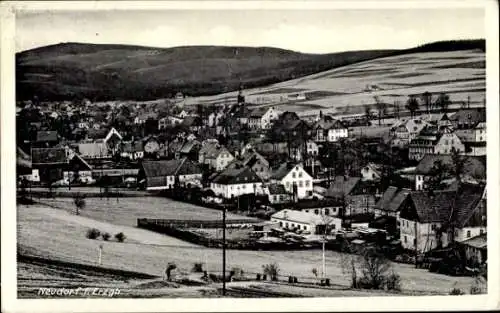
[292, 172, 296, 178]
[413, 239, 416, 245]
[305, 210, 309, 213]
[298, 172, 303, 178]
[279, 221, 283, 227]
[431, 224, 437, 231]
[305, 180, 310, 187]
[332, 224, 336, 229]
[467, 230, 471, 238]
[303, 225, 307, 230]
[314, 209, 319, 215]
[333, 207, 337, 213]
[299, 181, 303, 187]
[325, 209, 330, 215]
[480, 229, 484, 235]
[273, 195, 277, 202]
[404, 236, 407, 243]
[286, 223, 289, 228]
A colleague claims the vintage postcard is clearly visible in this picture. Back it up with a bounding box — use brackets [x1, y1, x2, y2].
[1, 0, 499, 312]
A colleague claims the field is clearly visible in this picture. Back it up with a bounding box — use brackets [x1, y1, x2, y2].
[187, 49, 485, 117]
[17, 201, 482, 296]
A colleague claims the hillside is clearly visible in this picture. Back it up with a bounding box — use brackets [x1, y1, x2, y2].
[16, 43, 395, 101]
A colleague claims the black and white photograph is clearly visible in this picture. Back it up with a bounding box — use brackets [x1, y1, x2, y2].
[1, 0, 499, 312]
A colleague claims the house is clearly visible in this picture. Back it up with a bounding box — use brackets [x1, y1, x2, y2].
[104, 127, 123, 154]
[247, 107, 282, 130]
[134, 112, 159, 125]
[120, 141, 144, 160]
[263, 183, 292, 204]
[427, 113, 453, 128]
[449, 109, 486, 156]
[306, 140, 319, 156]
[360, 163, 382, 181]
[158, 116, 183, 129]
[270, 209, 342, 234]
[312, 116, 336, 142]
[399, 183, 486, 253]
[458, 233, 487, 265]
[198, 143, 234, 171]
[408, 125, 465, 161]
[77, 140, 111, 160]
[325, 176, 377, 216]
[373, 186, 411, 218]
[178, 140, 201, 161]
[390, 118, 429, 148]
[414, 154, 486, 191]
[270, 162, 313, 200]
[35, 130, 59, 147]
[30, 147, 69, 183]
[181, 116, 203, 132]
[139, 158, 202, 190]
[240, 149, 271, 181]
[207, 111, 224, 127]
[327, 120, 349, 142]
[210, 165, 263, 199]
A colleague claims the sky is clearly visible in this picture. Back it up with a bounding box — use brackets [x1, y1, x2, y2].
[15, 8, 485, 54]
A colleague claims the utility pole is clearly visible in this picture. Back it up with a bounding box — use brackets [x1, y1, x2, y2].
[222, 205, 226, 296]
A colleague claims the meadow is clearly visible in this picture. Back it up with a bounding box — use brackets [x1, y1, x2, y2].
[17, 203, 480, 295]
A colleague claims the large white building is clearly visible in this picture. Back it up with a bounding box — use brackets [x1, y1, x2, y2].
[270, 163, 313, 200]
[271, 209, 342, 234]
[210, 165, 263, 199]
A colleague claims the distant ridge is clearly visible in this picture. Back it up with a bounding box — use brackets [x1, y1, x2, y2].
[16, 39, 484, 102]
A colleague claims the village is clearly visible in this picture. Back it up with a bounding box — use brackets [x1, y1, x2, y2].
[16, 82, 487, 293]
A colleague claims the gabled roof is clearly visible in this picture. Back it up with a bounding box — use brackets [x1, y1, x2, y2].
[142, 158, 201, 178]
[36, 130, 58, 142]
[249, 107, 269, 118]
[375, 186, 411, 212]
[31, 148, 67, 165]
[406, 183, 485, 225]
[270, 162, 298, 181]
[449, 109, 486, 126]
[199, 143, 232, 160]
[78, 141, 109, 158]
[415, 154, 486, 180]
[271, 209, 336, 225]
[211, 166, 262, 185]
[180, 140, 200, 154]
[326, 176, 361, 198]
[460, 233, 487, 249]
[267, 183, 288, 195]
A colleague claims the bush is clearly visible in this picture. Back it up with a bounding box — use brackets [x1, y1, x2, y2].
[470, 276, 486, 294]
[86, 228, 100, 239]
[262, 262, 280, 281]
[449, 288, 465, 295]
[192, 262, 204, 273]
[385, 271, 402, 291]
[114, 232, 126, 242]
[102, 232, 111, 241]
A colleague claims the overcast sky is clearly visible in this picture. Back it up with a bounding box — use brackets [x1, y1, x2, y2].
[15, 8, 485, 53]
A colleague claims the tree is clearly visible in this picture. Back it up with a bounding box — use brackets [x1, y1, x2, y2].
[73, 193, 86, 215]
[262, 263, 280, 281]
[359, 248, 392, 289]
[406, 96, 419, 118]
[426, 160, 450, 191]
[364, 104, 372, 124]
[393, 100, 401, 120]
[373, 96, 387, 126]
[435, 93, 451, 113]
[421, 91, 433, 114]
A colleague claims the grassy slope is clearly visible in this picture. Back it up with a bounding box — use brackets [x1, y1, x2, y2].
[17, 203, 479, 295]
[16, 42, 394, 101]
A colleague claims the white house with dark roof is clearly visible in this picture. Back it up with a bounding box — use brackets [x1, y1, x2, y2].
[399, 183, 486, 253]
[408, 125, 465, 161]
[270, 162, 313, 200]
[390, 118, 429, 148]
[198, 142, 234, 171]
[248, 107, 282, 130]
[210, 165, 263, 199]
[327, 120, 349, 142]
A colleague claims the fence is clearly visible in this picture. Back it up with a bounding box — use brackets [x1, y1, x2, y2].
[137, 218, 322, 251]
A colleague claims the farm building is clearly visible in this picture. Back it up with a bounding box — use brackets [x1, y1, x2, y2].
[459, 233, 487, 265]
[198, 142, 234, 172]
[270, 209, 341, 234]
[262, 183, 292, 204]
[30, 147, 69, 183]
[325, 176, 377, 216]
[139, 158, 202, 191]
[399, 183, 486, 253]
[373, 186, 411, 218]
